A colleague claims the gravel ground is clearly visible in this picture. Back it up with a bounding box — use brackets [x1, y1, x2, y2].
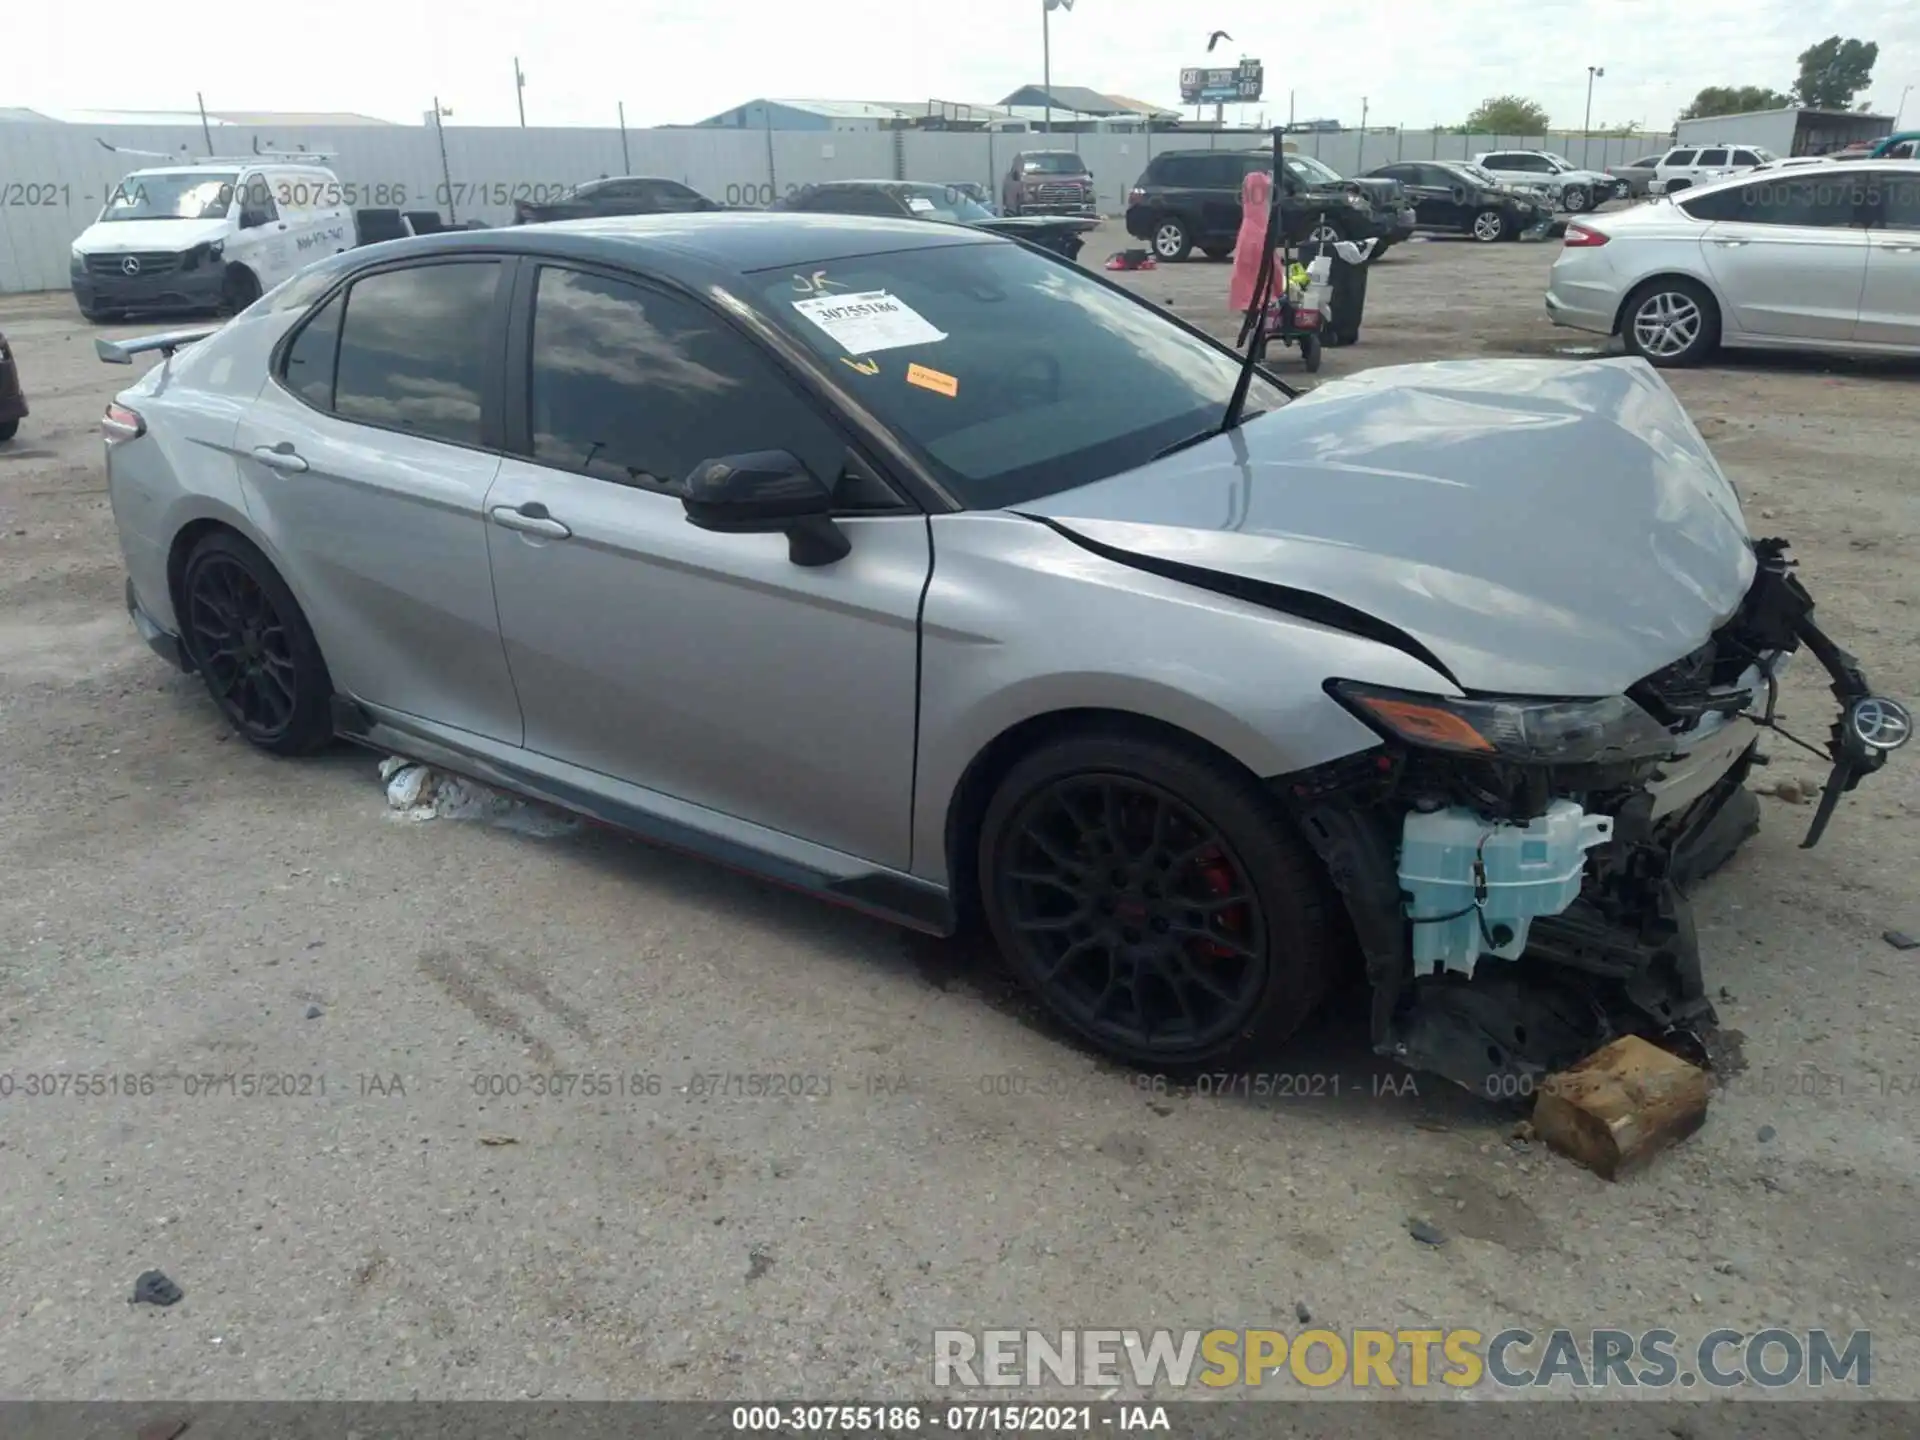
[0, 221, 1916, 1407]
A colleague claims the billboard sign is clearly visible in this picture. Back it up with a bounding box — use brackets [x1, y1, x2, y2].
[1179, 60, 1264, 106]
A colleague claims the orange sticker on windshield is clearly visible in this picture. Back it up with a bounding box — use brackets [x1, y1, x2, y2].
[906, 363, 959, 398]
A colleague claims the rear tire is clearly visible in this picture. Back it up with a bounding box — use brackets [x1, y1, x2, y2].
[1561, 184, 1591, 213]
[1299, 332, 1322, 373]
[1620, 276, 1720, 368]
[0, 419, 17, 443]
[178, 531, 335, 756]
[1151, 216, 1193, 262]
[978, 729, 1341, 1070]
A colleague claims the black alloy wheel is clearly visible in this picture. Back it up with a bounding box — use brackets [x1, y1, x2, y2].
[180, 532, 334, 755]
[980, 732, 1340, 1068]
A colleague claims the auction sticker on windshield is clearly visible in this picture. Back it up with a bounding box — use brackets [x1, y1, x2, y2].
[907, 196, 937, 213]
[792, 291, 947, 355]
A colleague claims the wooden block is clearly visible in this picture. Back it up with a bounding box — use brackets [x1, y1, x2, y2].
[1531, 1034, 1711, 1181]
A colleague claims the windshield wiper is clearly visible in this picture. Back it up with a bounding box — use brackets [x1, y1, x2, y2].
[1221, 127, 1289, 435]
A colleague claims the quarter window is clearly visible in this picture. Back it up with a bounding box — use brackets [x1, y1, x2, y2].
[1664, 150, 1698, 167]
[282, 291, 345, 409]
[331, 262, 501, 445]
[525, 267, 847, 493]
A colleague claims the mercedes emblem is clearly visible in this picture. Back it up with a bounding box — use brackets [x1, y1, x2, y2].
[1848, 696, 1912, 752]
[120, 255, 141, 276]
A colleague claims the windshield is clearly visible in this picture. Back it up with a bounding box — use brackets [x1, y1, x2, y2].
[903, 185, 996, 223]
[1283, 154, 1344, 186]
[100, 171, 236, 222]
[751, 241, 1288, 509]
[1020, 153, 1088, 175]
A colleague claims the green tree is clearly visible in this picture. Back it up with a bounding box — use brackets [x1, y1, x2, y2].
[1679, 85, 1793, 121]
[1463, 95, 1550, 135]
[1792, 36, 1879, 110]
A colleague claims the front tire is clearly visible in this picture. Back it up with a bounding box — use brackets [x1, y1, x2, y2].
[179, 531, 335, 756]
[1561, 185, 1591, 213]
[1620, 276, 1719, 368]
[1151, 216, 1193, 262]
[1470, 207, 1511, 242]
[978, 729, 1340, 1069]
[221, 266, 262, 315]
[0, 419, 17, 443]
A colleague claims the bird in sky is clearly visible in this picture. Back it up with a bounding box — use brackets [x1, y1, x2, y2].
[1207, 30, 1233, 51]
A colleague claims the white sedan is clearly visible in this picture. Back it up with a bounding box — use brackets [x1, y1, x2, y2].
[1545, 162, 1920, 366]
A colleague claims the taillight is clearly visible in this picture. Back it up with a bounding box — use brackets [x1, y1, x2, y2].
[1563, 224, 1609, 248]
[103, 402, 145, 441]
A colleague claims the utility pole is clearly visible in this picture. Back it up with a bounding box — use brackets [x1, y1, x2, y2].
[1358, 96, 1369, 169]
[1042, 0, 1074, 137]
[196, 92, 215, 155]
[1584, 65, 1605, 166]
[514, 59, 527, 127]
[618, 102, 630, 173]
[432, 98, 456, 222]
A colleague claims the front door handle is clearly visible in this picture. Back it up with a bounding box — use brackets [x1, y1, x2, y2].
[490, 502, 572, 539]
[251, 443, 308, 472]
[1712, 238, 1749, 247]
[1884, 243, 1920, 253]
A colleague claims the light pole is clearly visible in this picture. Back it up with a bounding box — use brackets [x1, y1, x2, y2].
[431, 98, 456, 223]
[1584, 65, 1605, 166]
[514, 58, 527, 127]
[1897, 84, 1914, 127]
[1042, 0, 1073, 136]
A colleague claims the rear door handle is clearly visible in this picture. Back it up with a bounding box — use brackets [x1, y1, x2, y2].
[490, 502, 572, 539]
[1712, 238, 1749, 247]
[1884, 243, 1920, 253]
[251, 443, 308, 472]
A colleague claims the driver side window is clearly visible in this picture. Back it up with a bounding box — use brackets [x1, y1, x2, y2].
[524, 266, 858, 499]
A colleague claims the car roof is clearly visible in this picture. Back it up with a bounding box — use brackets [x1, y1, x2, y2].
[1662, 157, 1903, 202]
[340, 211, 1002, 279]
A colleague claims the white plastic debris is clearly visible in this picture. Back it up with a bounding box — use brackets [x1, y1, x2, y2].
[379, 757, 580, 838]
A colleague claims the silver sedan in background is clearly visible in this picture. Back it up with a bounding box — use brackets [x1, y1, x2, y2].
[1547, 161, 1920, 365]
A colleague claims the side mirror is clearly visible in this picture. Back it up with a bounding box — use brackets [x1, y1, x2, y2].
[681, 451, 850, 567]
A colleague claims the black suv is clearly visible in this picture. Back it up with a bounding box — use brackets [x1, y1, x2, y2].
[1124, 149, 1408, 262]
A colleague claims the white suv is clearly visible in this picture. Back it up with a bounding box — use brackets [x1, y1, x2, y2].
[1647, 144, 1776, 196]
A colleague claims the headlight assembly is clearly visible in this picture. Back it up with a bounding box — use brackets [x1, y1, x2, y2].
[1326, 680, 1677, 765]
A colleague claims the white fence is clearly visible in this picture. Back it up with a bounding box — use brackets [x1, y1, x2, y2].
[0, 121, 1665, 293]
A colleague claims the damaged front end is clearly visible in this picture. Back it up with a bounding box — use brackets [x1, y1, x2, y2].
[1284, 539, 1910, 1096]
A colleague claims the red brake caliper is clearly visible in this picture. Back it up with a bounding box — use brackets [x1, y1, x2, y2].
[1191, 847, 1248, 959]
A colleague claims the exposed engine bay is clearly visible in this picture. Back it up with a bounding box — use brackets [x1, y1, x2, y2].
[1281, 539, 1910, 1096]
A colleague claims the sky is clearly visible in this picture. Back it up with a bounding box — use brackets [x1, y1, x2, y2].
[11, 0, 1920, 132]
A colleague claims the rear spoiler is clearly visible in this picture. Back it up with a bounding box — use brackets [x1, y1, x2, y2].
[95, 324, 222, 365]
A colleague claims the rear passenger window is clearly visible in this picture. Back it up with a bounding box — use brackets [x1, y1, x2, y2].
[1665, 150, 1697, 167]
[282, 291, 344, 409]
[1698, 149, 1729, 166]
[1682, 176, 1865, 228]
[332, 262, 501, 446]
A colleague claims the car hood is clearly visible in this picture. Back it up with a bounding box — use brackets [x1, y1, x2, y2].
[75, 217, 231, 252]
[1020, 357, 1756, 697]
